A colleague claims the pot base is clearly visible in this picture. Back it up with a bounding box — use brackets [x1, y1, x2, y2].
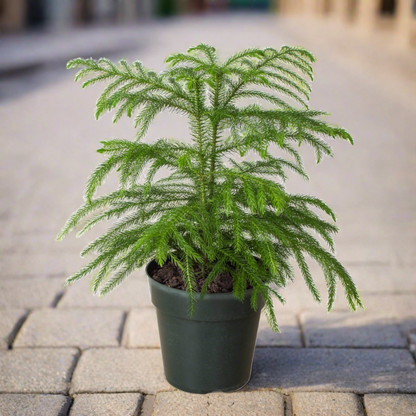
[165, 373, 252, 395]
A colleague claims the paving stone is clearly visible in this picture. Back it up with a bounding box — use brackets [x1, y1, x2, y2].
[301, 312, 407, 348]
[152, 391, 284, 416]
[207, 391, 284, 416]
[71, 348, 171, 394]
[271, 279, 350, 315]
[0, 348, 79, 393]
[0, 394, 71, 416]
[58, 277, 152, 309]
[364, 394, 416, 416]
[358, 294, 416, 317]
[357, 294, 416, 334]
[0, 253, 87, 278]
[70, 393, 143, 416]
[0, 309, 27, 349]
[257, 313, 302, 347]
[14, 309, 125, 349]
[292, 392, 364, 416]
[0, 278, 64, 308]
[122, 308, 160, 348]
[152, 391, 207, 416]
[0, 232, 88, 255]
[345, 265, 416, 293]
[249, 348, 416, 393]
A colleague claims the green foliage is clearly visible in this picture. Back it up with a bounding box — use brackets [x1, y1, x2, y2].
[58, 44, 363, 331]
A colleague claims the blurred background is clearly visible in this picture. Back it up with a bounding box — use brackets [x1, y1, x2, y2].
[1, 0, 416, 101]
[1, 0, 416, 32]
[1, 0, 416, 322]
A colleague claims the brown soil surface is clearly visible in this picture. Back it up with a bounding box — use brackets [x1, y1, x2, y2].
[150, 260, 247, 293]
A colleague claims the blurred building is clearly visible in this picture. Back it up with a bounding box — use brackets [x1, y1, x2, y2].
[0, 0, 274, 32]
[277, 0, 416, 48]
[0, 0, 155, 32]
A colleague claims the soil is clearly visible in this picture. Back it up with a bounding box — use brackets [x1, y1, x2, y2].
[150, 260, 250, 293]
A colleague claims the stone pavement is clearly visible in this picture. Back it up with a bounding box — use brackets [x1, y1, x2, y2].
[1, 13, 416, 416]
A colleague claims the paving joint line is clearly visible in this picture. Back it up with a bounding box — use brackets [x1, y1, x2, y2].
[358, 394, 369, 416]
[283, 393, 292, 416]
[296, 313, 306, 348]
[51, 290, 66, 308]
[6, 310, 29, 349]
[140, 394, 155, 416]
[118, 311, 128, 346]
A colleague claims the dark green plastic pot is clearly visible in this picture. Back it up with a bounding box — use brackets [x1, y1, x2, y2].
[146, 260, 264, 394]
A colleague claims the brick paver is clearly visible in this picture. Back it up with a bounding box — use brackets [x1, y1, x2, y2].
[0, 278, 64, 308]
[71, 348, 171, 394]
[58, 276, 152, 309]
[70, 393, 143, 416]
[122, 308, 160, 348]
[13, 309, 125, 349]
[291, 392, 364, 416]
[364, 394, 416, 416]
[152, 392, 208, 416]
[0, 309, 27, 349]
[0, 253, 87, 278]
[301, 312, 407, 348]
[257, 313, 302, 347]
[250, 348, 416, 393]
[344, 265, 416, 293]
[207, 391, 284, 416]
[153, 391, 284, 416]
[0, 348, 79, 393]
[0, 394, 71, 416]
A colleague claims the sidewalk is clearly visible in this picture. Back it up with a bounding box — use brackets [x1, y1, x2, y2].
[0, 13, 415, 415]
[0, 23, 152, 102]
[0, 24, 148, 74]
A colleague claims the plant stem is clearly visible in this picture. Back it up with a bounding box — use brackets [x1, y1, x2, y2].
[209, 74, 221, 200]
[194, 80, 206, 206]
[194, 79, 209, 277]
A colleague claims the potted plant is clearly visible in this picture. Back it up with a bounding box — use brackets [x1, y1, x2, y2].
[57, 44, 363, 394]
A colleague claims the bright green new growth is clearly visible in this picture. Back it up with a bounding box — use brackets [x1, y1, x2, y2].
[58, 44, 363, 331]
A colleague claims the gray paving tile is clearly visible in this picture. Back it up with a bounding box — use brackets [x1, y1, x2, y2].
[360, 294, 416, 317]
[152, 391, 284, 416]
[0, 394, 71, 416]
[152, 392, 207, 416]
[249, 348, 416, 393]
[301, 312, 407, 348]
[256, 313, 302, 347]
[58, 276, 151, 309]
[0, 309, 27, 349]
[358, 294, 416, 333]
[14, 309, 124, 349]
[0, 253, 87, 278]
[345, 265, 416, 293]
[0, 278, 64, 308]
[122, 308, 160, 348]
[364, 394, 416, 416]
[0, 348, 79, 393]
[207, 391, 284, 416]
[70, 393, 143, 416]
[292, 392, 364, 416]
[71, 348, 171, 395]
